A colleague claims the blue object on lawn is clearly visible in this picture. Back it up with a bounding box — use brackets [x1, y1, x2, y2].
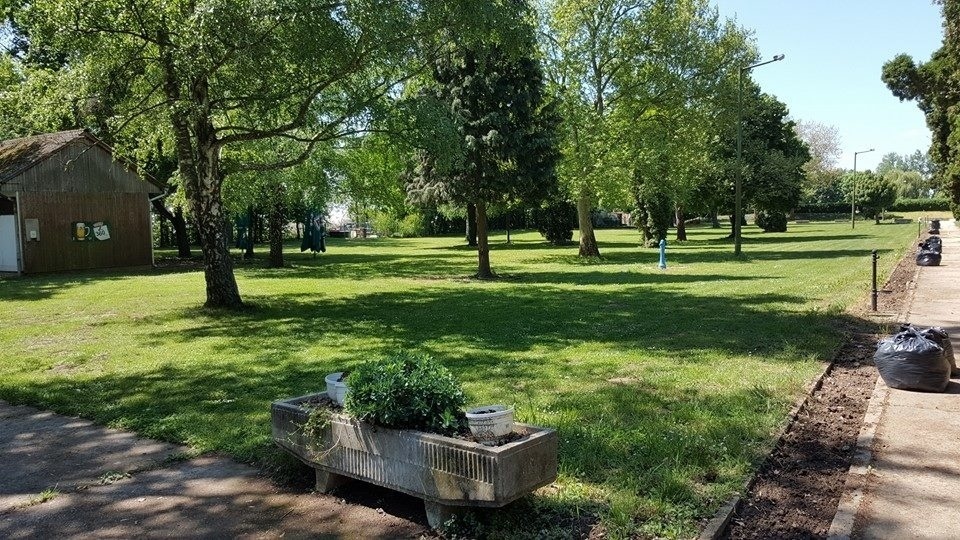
[658, 238, 666, 269]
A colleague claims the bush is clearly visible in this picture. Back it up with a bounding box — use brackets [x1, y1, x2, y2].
[795, 202, 849, 214]
[345, 351, 466, 435]
[533, 199, 576, 245]
[755, 210, 787, 232]
[371, 211, 427, 237]
[889, 198, 951, 212]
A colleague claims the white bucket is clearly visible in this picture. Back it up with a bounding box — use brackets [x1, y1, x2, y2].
[324, 372, 349, 406]
[465, 405, 514, 441]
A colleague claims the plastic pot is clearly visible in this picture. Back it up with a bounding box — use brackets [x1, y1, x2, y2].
[324, 372, 349, 406]
[465, 405, 514, 441]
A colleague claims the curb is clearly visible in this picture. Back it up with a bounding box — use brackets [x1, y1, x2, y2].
[825, 376, 889, 540]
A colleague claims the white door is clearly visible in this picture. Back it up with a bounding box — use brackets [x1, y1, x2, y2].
[0, 215, 19, 272]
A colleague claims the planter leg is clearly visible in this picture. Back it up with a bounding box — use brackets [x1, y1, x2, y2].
[314, 469, 351, 493]
[423, 501, 463, 529]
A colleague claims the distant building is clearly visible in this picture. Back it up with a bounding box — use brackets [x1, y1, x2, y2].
[0, 130, 157, 274]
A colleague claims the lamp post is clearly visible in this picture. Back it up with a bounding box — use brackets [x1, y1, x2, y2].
[851, 148, 875, 229]
[735, 54, 785, 256]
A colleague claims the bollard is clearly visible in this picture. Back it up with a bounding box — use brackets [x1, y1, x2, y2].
[871, 249, 879, 311]
[658, 238, 667, 270]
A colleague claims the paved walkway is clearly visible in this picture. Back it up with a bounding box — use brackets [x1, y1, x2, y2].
[850, 220, 960, 538]
[0, 402, 426, 538]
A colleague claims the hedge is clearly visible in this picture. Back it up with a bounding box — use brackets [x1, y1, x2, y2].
[889, 198, 951, 212]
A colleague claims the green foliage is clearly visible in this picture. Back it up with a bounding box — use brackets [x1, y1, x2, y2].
[755, 211, 787, 232]
[532, 199, 576, 245]
[345, 352, 466, 435]
[889, 198, 951, 212]
[370, 211, 426, 238]
[857, 173, 898, 222]
[883, 5, 960, 215]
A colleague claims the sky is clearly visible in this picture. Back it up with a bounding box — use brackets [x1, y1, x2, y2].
[711, 0, 943, 171]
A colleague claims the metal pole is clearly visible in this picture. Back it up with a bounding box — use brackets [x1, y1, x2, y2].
[851, 154, 857, 229]
[871, 249, 879, 311]
[734, 69, 743, 256]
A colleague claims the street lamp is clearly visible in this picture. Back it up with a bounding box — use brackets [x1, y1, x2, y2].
[851, 148, 875, 229]
[735, 54, 785, 256]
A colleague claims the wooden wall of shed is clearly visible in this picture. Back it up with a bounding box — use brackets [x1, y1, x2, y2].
[18, 192, 151, 273]
[6, 140, 154, 194]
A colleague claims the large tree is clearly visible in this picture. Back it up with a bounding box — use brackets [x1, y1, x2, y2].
[540, 0, 750, 257]
[408, 23, 561, 277]
[13, 0, 507, 308]
[883, 0, 960, 217]
[704, 84, 809, 232]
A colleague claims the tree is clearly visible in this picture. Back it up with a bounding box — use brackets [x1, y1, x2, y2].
[795, 120, 843, 204]
[408, 10, 561, 278]
[540, 0, 751, 257]
[857, 172, 898, 223]
[15, 0, 506, 307]
[706, 85, 809, 232]
[883, 1, 960, 217]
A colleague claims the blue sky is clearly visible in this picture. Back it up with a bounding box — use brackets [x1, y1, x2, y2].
[712, 0, 943, 171]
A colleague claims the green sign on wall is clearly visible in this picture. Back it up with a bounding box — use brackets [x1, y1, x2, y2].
[71, 221, 111, 242]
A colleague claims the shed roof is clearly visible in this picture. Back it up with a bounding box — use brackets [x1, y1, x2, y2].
[0, 129, 159, 188]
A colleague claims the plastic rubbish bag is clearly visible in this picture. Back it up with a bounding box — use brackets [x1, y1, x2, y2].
[875, 330, 950, 392]
[917, 250, 942, 266]
[924, 235, 943, 253]
[921, 327, 957, 377]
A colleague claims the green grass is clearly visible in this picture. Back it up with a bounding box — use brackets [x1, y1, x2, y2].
[0, 221, 915, 537]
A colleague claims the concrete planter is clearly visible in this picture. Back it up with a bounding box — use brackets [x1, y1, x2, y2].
[271, 392, 558, 528]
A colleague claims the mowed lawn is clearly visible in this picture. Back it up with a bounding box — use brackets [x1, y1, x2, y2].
[0, 221, 915, 537]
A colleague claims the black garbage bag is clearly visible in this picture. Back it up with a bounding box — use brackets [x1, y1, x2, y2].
[926, 236, 943, 253]
[901, 324, 957, 376]
[931, 219, 941, 229]
[929, 228, 941, 234]
[917, 250, 942, 266]
[875, 330, 950, 391]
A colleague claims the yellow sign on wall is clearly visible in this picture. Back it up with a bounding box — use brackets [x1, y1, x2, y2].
[72, 221, 111, 241]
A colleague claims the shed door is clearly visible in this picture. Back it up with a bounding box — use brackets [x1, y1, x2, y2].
[0, 215, 18, 272]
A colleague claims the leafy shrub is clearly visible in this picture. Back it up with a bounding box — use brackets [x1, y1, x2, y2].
[794, 202, 849, 214]
[533, 199, 576, 245]
[371, 211, 427, 237]
[755, 210, 787, 232]
[345, 351, 466, 435]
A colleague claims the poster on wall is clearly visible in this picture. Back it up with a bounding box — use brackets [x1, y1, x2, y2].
[72, 221, 111, 241]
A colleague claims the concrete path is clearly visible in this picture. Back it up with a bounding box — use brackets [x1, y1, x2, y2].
[851, 220, 960, 539]
[0, 402, 427, 538]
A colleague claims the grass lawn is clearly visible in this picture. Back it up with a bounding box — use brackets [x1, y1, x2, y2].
[0, 221, 916, 538]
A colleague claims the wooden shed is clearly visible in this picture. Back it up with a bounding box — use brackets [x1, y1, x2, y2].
[0, 130, 156, 274]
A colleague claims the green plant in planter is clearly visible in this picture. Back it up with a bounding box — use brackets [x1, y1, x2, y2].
[345, 351, 466, 435]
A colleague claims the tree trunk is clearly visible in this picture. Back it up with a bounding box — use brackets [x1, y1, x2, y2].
[675, 205, 687, 241]
[244, 205, 255, 259]
[710, 210, 720, 229]
[475, 201, 494, 279]
[576, 189, 600, 257]
[465, 203, 478, 246]
[151, 200, 193, 258]
[268, 186, 286, 268]
[160, 32, 241, 309]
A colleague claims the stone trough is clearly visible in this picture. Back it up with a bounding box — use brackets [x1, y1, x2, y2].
[271, 392, 558, 528]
